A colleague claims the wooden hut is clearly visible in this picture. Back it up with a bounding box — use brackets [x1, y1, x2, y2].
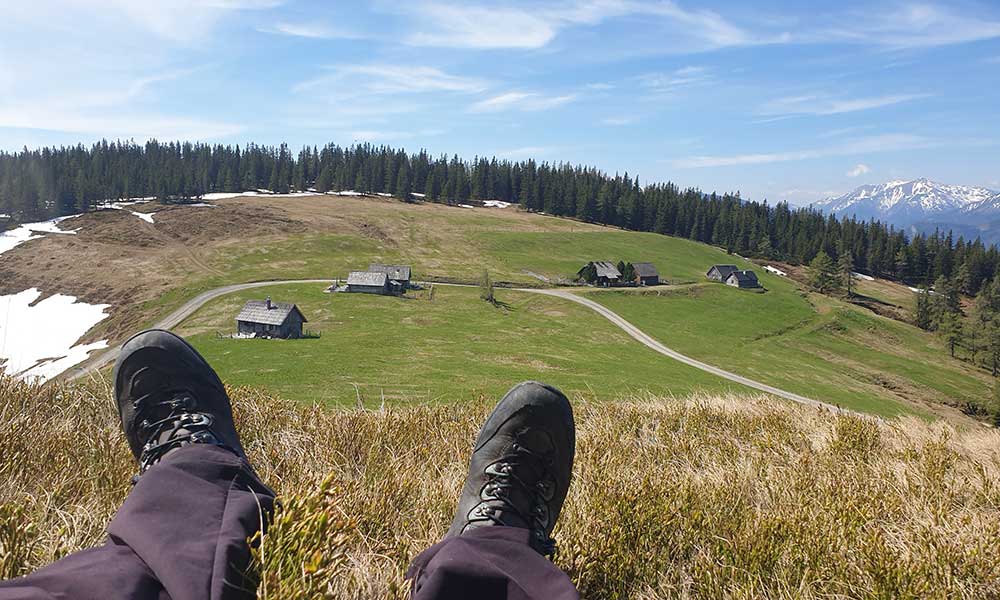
[706, 264, 739, 282]
[346, 271, 391, 295]
[235, 297, 307, 338]
[632, 262, 661, 286]
[368, 264, 412, 292]
[725, 270, 761, 289]
[577, 261, 622, 287]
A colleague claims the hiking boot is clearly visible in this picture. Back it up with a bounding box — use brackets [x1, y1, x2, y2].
[113, 329, 245, 477]
[447, 381, 575, 556]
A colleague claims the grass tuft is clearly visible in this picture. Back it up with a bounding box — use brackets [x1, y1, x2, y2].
[2, 377, 1000, 598]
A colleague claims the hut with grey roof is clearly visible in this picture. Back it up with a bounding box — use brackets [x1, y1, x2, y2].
[706, 264, 739, 282]
[632, 262, 661, 286]
[577, 261, 622, 287]
[368, 263, 412, 292]
[725, 270, 761, 289]
[346, 271, 391, 295]
[236, 297, 307, 339]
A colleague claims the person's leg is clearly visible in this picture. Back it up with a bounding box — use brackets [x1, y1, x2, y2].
[406, 381, 579, 600]
[0, 329, 274, 600]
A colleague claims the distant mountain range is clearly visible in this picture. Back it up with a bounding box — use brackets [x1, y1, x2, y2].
[812, 179, 1000, 243]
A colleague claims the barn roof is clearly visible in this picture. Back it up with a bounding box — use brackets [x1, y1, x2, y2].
[592, 261, 622, 279]
[347, 271, 388, 287]
[727, 270, 759, 285]
[708, 264, 739, 278]
[633, 262, 659, 277]
[368, 264, 411, 281]
[236, 299, 307, 326]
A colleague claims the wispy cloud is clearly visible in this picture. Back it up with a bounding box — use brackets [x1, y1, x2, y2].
[260, 21, 365, 40]
[638, 66, 713, 93]
[759, 93, 928, 117]
[846, 163, 871, 177]
[392, 1, 769, 51]
[825, 4, 1000, 49]
[673, 134, 936, 168]
[469, 92, 576, 113]
[294, 64, 488, 95]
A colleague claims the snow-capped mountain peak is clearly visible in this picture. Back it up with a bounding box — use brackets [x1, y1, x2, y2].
[814, 179, 997, 220]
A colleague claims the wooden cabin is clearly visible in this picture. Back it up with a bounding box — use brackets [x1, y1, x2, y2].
[632, 262, 661, 286]
[725, 270, 761, 289]
[235, 297, 307, 338]
[706, 264, 739, 282]
[346, 271, 392, 295]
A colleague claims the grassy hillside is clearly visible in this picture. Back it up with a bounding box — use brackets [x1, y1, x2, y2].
[175, 283, 740, 406]
[591, 279, 991, 419]
[3, 377, 1000, 598]
[4, 193, 990, 420]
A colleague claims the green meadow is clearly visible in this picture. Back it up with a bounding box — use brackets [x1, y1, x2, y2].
[176, 283, 741, 406]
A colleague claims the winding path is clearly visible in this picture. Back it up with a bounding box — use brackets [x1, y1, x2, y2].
[65, 279, 837, 412]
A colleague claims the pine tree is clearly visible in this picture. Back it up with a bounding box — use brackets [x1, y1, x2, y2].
[807, 251, 841, 294]
[838, 250, 855, 297]
[394, 161, 411, 200]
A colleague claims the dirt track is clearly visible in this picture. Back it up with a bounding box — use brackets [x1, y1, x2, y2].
[64, 279, 841, 414]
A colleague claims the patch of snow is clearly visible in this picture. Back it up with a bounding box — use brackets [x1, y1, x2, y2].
[0, 215, 79, 256]
[376, 192, 393, 197]
[201, 192, 257, 200]
[0, 288, 109, 382]
[763, 265, 787, 277]
[99, 201, 156, 224]
[184, 203, 217, 208]
[484, 200, 512, 208]
[458, 204, 475, 209]
[331, 190, 364, 196]
[410, 192, 426, 198]
[851, 272, 875, 281]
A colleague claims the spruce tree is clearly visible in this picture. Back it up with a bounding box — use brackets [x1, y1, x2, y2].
[807, 251, 841, 294]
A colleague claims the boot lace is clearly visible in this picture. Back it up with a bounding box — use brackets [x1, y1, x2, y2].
[468, 441, 558, 555]
[132, 389, 225, 476]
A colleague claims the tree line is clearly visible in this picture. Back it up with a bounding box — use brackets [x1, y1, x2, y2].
[3, 139, 1000, 293]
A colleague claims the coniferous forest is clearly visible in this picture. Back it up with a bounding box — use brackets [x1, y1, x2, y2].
[2, 139, 999, 295]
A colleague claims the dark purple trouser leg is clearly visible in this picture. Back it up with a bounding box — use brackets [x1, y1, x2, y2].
[0, 445, 274, 600]
[406, 528, 579, 600]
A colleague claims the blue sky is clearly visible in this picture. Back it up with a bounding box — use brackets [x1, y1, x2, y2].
[1, 1, 998, 205]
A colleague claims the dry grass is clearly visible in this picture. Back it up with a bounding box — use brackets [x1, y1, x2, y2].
[2, 376, 1000, 598]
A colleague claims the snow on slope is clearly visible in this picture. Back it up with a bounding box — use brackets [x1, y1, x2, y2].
[814, 179, 998, 228]
[0, 216, 79, 256]
[0, 288, 110, 382]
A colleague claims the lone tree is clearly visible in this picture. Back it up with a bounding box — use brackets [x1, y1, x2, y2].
[914, 287, 933, 330]
[838, 250, 855, 297]
[480, 269, 496, 305]
[579, 262, 598, 284]
[807, 251, 841, 294]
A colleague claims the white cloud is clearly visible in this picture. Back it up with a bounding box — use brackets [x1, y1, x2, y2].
[295, 64, 488, 95]
[469, 92, 576, 113]
[846, 163, 871, 177]
[760, 93, 928, 117]
[394, 1, 765, 51]
[637, 66, 712, 93]
[260, 22, 365, 39]
[405, 4, 557, 49]
[826, 4, 1000, 49]
[673, 134, 935, 168]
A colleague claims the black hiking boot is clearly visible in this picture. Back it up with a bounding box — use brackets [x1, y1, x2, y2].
[447, 381, 575, 556]
[113, 329, 246, 478]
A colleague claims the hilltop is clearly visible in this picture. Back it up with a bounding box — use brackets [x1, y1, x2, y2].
[3, 377, 999, 598]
